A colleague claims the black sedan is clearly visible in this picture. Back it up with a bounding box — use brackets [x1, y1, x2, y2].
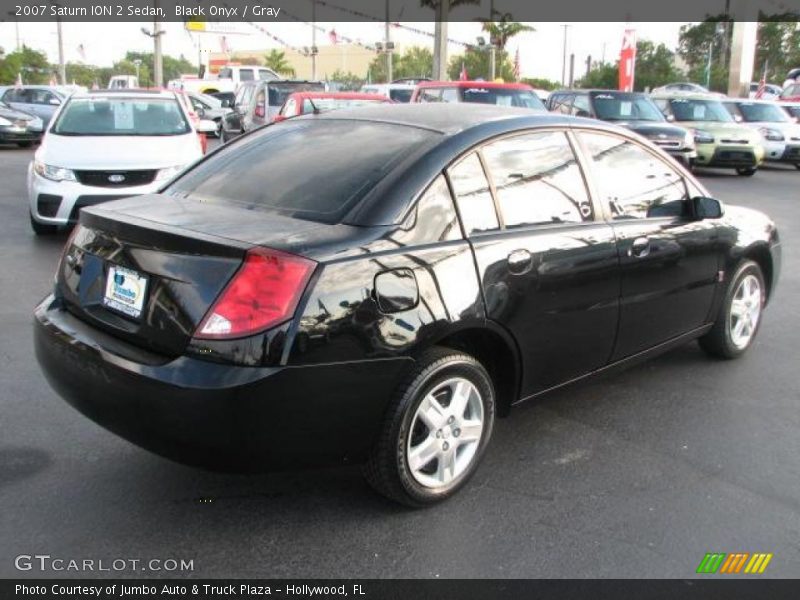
[34, 105, 781, 506]
[0, 100, 43, 147]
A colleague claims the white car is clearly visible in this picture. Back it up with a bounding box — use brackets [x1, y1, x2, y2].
[724, 98, 800, 168]
[28, 90, 215, 234]
[360, 83, 416, 103]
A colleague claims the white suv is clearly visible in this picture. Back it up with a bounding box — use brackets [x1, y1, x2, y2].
[28, 90, 215, 234]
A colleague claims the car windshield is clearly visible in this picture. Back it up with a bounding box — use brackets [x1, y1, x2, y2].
[166, 120, 438, 224]
[783, 105, 800, 118]
[736, 102, 790, 122]
[668, 98, 733, 122]
[301, 98, 385, 113]
[461, 87, 546, 109]
[268, 83, 325, 107]
[52, 97, 191, 136]
[590, 92, 664, 121]
[389, 89, 413, 102]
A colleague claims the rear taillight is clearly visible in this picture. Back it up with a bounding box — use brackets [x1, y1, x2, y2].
[195, 248, 316, 339]
[255, 102, 266, 118]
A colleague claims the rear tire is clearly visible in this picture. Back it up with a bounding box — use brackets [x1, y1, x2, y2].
[219, 128, 228, 144]
[699, 260, 765, 359]
[736, 167, 757, 176]
[795, 163, 800, 170]
[30, 213, 57, 236]
[363, 347, 495, 507]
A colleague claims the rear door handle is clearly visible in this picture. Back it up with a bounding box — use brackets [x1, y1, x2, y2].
[628, 237, 651, 258]
[507, 249, 533, 275]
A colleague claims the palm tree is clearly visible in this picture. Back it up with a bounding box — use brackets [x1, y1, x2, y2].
[481, 18, 535, 51]
[264, 50, 295, 77]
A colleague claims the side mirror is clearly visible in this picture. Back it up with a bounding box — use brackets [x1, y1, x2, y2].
[195, 119, 217, 134]
[220, 99, 231, 108]
[692, 196, 724, 219]
[733, 114, 743, 123]
[195, 107, 206, 119]
[575, 109, 591, 118]
[665, 114, 675, 122]
[49, 98, 61, 106]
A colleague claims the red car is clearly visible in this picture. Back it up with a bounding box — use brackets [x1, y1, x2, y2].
[274, 92, 390, 122]
[410, 80, 547, 110]
[779, 83, 800, 102]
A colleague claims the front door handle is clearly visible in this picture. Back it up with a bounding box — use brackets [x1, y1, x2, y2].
[507, 249, 533, 275]
[628, 237, 651, 258]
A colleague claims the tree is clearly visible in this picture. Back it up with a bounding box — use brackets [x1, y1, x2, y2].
[368, 46, 433, 83]
[328, 70, 364, 91]
[0, 46, 52, 85]
[481, 19, 535, 51]
[576, 40, 682, 92]
[264, 50, 295, 77]
[447, 47, 514, 82]
[521, 77, 561, 91]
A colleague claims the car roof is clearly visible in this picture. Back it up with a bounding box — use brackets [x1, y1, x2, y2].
[288, 92, 388, 100]
[550, 88, 646, 96]
[650, 91, 722, 100]
[313, 102, 578, 135]
[74, 89, 178, 99]
[417, 80, 532, 90]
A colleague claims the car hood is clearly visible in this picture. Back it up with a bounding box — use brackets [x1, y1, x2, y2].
[38, 133, 202, 169]
[739, 121, 800, 140]
[619, 122, 687, 138]
[0, 106, 36, 122]
[677, 122, 759, 143]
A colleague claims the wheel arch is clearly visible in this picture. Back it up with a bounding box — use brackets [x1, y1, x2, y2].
[419, 323, 522, 417]
[742, 243, 774, 304]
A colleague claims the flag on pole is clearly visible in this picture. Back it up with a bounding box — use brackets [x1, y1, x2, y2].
[15, 72, 23, 88]
[618, 28, 637, 92]
[329, 29, 338, 45]
[459, 62, 468, 81]
[513, 47, 521, 81]
[755, 61, 768, 99]
[49, 75, 57, 86]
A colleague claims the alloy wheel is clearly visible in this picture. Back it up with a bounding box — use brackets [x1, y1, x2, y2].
[729, 274, 762, 349]
[406, 377, 484, 489]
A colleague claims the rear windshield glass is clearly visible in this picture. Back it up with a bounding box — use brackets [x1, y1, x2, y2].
[268, 82, 325, 107]
[461, 87, 545, 110]
[389, 89, 413, 102]
[166, 120, 438, 223]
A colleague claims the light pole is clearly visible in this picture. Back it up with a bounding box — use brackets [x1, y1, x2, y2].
[311, 0, 317, 80]
[133, 59, 142, 82]
[6, 11, 20, 50]
[561, 24, 571, 86]
[385, 0, 392, 82]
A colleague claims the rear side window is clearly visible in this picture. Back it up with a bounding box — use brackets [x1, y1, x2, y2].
[482, 131, 593, 227]
[167, 120, 438, 224]
[239, 69, 255, 82]
[447, 153, 499, 234]
[578, 131, 688, 220]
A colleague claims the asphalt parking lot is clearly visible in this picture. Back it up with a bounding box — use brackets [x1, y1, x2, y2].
[1, 142, 799, 579]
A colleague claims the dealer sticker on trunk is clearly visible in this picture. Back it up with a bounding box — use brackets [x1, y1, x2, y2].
[103, 265, 148, 319]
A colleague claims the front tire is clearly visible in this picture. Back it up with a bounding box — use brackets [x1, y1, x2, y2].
[699, 260, 765, 359]
[363, 347, 495, 507]
[794, 163, 800, 170]
[736, 167, 757, 176]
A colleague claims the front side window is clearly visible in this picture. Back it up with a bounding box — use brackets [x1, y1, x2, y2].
[419, 88, 442, 103]
[579, 131, 689, 220]
[441, 88, 459, 103]
[238, 69, 255, 82]
[461, 87, 546, 110]
[482, 131, 593, 227]
[447, 153, 499, 234]
[51, 97, 191, 136]
[572, 94, 591, 116]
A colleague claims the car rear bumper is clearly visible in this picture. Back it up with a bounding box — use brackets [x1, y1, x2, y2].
[34, 294, 410, 469]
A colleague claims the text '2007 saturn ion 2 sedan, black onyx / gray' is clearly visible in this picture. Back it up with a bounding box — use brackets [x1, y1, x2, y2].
[34, 104, 781, 506]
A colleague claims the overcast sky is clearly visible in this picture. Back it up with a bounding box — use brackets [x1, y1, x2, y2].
[1, 21, 688, 82]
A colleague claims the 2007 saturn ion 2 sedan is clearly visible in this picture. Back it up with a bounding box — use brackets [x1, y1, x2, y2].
[35, 105, 781, 506]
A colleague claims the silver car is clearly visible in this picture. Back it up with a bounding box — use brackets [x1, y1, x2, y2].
[0, 85, 75, 127]
[184, 91, 232, 137]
